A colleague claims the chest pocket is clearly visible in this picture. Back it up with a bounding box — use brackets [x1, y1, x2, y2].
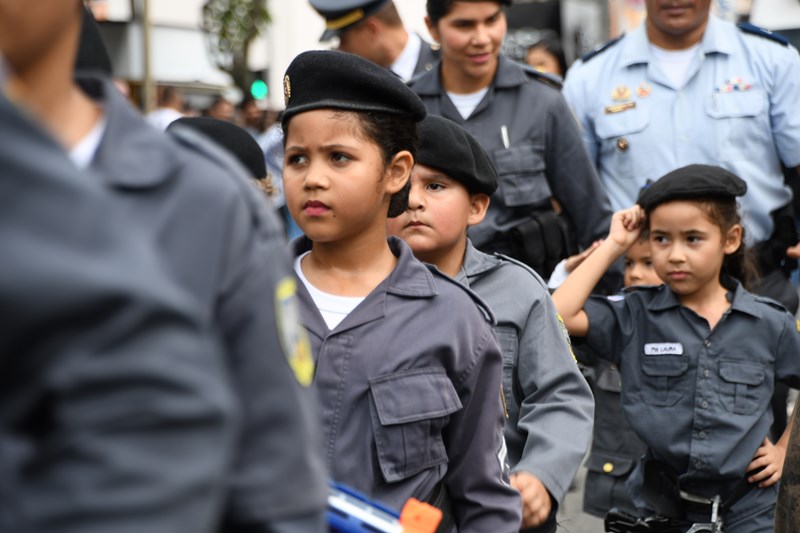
[494, 326, 519, 417]
[594, 107, 651, 181]
[492, 143, 552, 207]
[705, 90, 770, 152]
[640, 355, 689, 407]
[368, 368, 462, 483]
[718, 360, 767, 416]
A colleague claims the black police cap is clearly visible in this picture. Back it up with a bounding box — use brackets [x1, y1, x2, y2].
[168, 117, 267, 180]
[416, 115, 498, 196]
[638, 164, 747, 211]
[310, 0, 391, 41]
[281, 50, 426, 127]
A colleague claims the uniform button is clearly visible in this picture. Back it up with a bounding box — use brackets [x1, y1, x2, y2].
[701, 400, 709, 409]
[603, 462, 615, 474]
[703, 369, 709, 378]
[704, 339, 711, 347]
[699, 431, 706, 439]
[616, 138, 629, 152]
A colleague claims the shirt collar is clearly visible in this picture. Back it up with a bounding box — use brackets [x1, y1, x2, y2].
[647, 278, 762, 318]
[410, 54, 526, 95]
[619, 14, 732, 68]
[391, 32, 421, 82]
[291, 236, 440, 299]
[457, 239, 502, 284]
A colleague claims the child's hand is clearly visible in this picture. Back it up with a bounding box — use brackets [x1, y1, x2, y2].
[510, 471, 552, 528]
[608, 206, 645, 250]
[747, 437, 786, 487]
[564, 240, 603, 273]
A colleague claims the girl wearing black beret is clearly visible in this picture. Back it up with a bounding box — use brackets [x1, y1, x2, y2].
[281, 50, 521, 532]
[553, 165, 800, 531]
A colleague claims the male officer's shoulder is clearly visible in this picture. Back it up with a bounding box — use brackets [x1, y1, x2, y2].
[580, 34, 625, 64]
[737, 22, 790, 46]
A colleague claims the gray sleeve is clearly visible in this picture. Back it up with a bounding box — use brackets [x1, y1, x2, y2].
[543, 92, 612, 248]
[774, 311, 800, 389]
[445, 325, 523, 532]
[583, 295, 635, 367]
[216, 194, 328, 531]
[511, 289, 594, 505]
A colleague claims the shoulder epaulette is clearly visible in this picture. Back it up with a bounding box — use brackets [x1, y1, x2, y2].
[580, 34, 624, 63]
[492, 252, 548, 286]
[426, 265, 496, 324]
[753, 294, 791, 313]
[519, 64, 563, 89]
[168, 125, 267, 225]
[737, 22, 789, 46]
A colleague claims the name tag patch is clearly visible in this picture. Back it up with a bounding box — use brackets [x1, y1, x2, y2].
[644, 342, 684, 355]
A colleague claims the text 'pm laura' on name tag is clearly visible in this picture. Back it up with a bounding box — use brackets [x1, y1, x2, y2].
[644, 343, 684, 356]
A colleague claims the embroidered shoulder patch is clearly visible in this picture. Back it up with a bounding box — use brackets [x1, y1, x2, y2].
[275, 277, 314, 386]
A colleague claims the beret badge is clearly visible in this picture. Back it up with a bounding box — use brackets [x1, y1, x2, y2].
[283, 75, 291, 106]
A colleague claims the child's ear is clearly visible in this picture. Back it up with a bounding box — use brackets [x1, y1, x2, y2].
[723, 223, 743, 254]
[467, 193, 491, 226]
[385, 151, 414, 195]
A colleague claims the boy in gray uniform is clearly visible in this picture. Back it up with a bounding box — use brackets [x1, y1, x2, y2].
[388, 115, 594, 533]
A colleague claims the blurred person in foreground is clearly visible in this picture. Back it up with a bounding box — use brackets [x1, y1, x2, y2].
[0, 2, 328, 532]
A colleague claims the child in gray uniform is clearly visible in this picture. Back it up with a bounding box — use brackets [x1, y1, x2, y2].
[280, 50, 521, 532]
[387, 114, 593, 533]
[553, 165, 800, 532]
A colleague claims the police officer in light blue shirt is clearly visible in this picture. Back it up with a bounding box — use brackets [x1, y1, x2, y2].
[563, 0, 800, 312]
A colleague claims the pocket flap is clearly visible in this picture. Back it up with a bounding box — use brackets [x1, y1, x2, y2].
[370, 369, 462, 426]
[585, 451, 637, 477]
[595, 107, 650, 140]
[641, 356, 689, 377]
[493, 144, 545, 175]
[719, 360, 765, 386]
[706, 90, 766, 119]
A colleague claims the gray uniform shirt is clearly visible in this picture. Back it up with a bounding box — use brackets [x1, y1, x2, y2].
[409, 56, 613, 251]
[584, 282, 800, 522]
[292, 237, 522, 533]
[0, 88, 237, 532]
[80, 77, 328, 532]
[456, 241, 594, 506]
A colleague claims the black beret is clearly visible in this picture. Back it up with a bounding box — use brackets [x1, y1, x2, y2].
[281, 50, 426, 126]
[75, 6, 113, 76]
[416, 115, 498, 195]
[168, 117, 267, 180]
[638, 164, 747, 211]
[310, 0, 391, 41]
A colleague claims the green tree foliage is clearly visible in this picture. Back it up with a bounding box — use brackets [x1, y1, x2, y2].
[202, 0, 270, 91]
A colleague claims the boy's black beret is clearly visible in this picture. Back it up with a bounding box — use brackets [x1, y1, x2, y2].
[310, 0, 391, 41]
[281, 50, 426, 127]
[416, 115, 498, 195]
[168, 117, 267, 180]
[638, 164, 747, 211]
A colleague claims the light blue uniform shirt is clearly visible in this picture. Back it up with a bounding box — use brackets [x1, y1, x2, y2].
[563, 16, 800, 242]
